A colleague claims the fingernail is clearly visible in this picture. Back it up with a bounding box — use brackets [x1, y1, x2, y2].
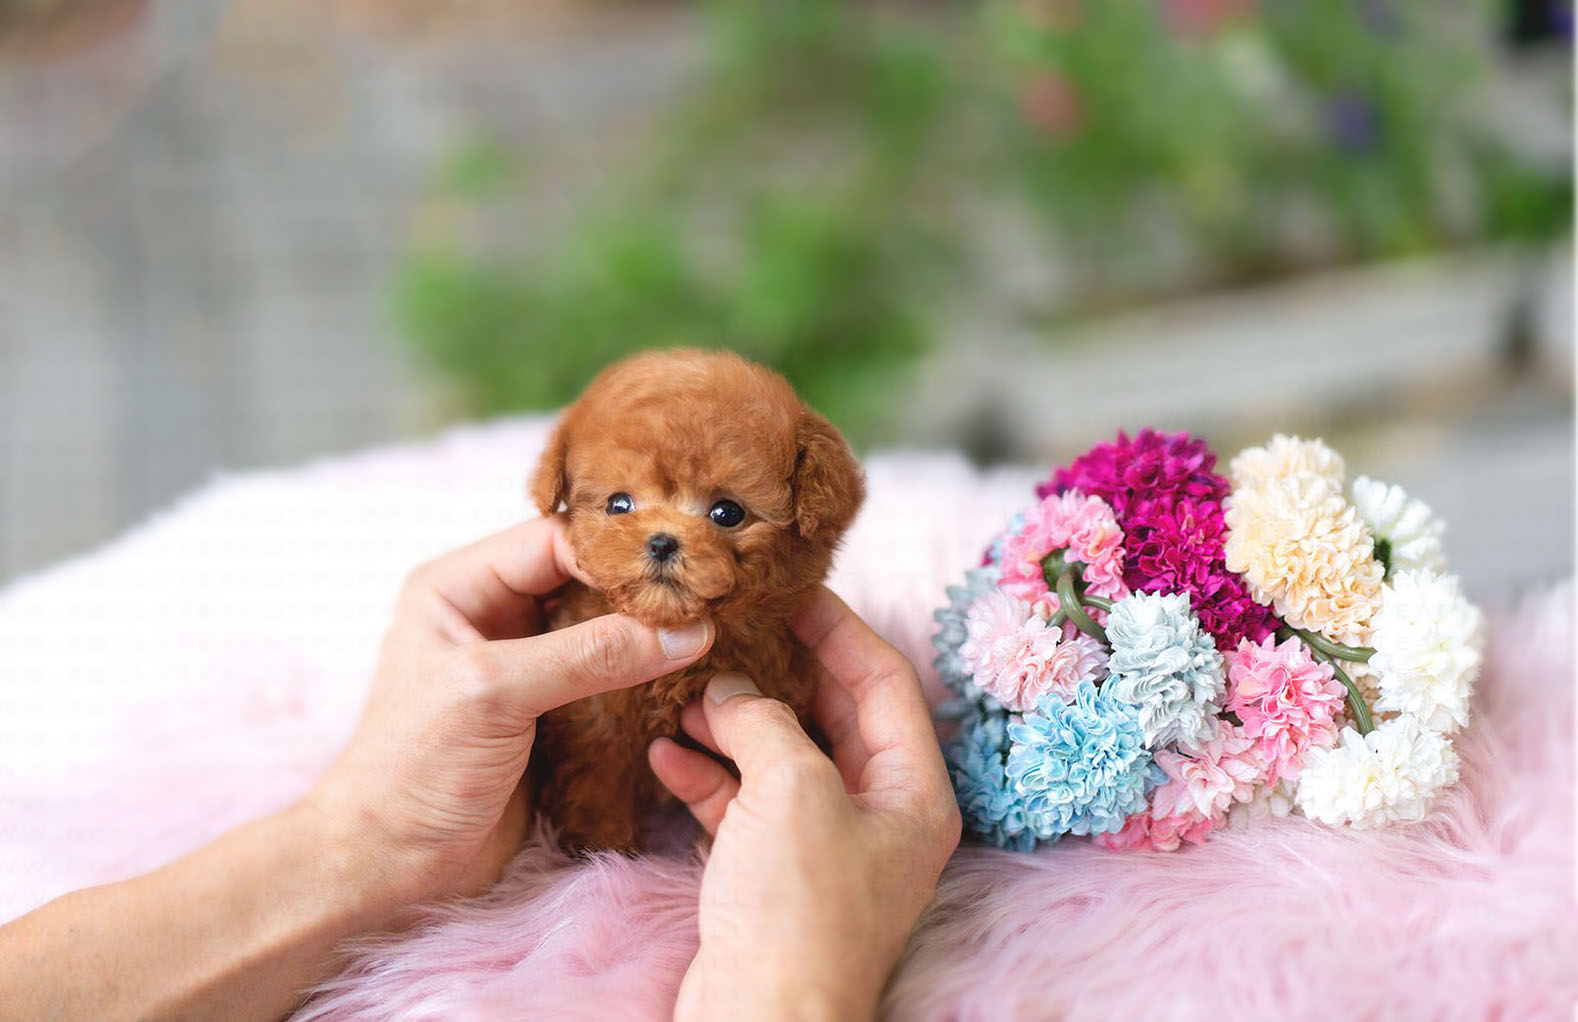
[658, 619, 711, 660]
[707, 672, 759, 704]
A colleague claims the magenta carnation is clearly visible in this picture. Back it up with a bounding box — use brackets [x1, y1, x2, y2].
[998, 491, 1128, 611]
[1224, 635, 1346, 784]
[1043, 429, 1279, 649]
[1124, 499, 1280, 648]
[1042, 428, 1226, 516]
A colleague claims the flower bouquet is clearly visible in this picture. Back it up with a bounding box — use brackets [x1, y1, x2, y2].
[934, 431, 1484, 852]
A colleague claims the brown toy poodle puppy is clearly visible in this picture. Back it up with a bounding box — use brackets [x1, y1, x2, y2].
[528, 349, 865, 852]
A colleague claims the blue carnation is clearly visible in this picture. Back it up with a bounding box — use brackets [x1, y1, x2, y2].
[944, 708, 1037, 851]
[932, 565, 1003, 718]
[1006, 682, 1162, 839]
[1104, 591, 1225, 749]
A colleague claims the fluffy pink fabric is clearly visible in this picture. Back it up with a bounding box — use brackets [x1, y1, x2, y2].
[1, 418, 1573, 1020]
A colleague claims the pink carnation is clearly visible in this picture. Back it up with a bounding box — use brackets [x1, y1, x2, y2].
[998, 490, 1128, 612]
[1225, 635, 1346, 784]
[1150, 720, 1264, 820]
[1097, 721, 1264, 853]
[1095, 812, 1216, 852]
[958, 590, 1108, 711]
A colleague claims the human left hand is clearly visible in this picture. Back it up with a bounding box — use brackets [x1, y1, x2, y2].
[306, 516, 715, 909]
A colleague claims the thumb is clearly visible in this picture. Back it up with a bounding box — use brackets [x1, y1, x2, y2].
[471, 614, 714, 720]
[700, 673, 828, 780]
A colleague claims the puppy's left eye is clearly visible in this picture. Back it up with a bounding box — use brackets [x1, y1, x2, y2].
[606, 493, 634, 515]
[708, 499, 746, 528]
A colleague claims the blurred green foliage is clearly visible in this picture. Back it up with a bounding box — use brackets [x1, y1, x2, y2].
[396, 0, 1571, 443]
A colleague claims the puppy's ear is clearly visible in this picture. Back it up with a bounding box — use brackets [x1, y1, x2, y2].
[530, 422, 570, 516]
[792, 413, 864, 539]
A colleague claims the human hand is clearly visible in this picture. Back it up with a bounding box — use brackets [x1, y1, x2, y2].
[306, 516, 715, 913]
[648, 588, 961, 1021]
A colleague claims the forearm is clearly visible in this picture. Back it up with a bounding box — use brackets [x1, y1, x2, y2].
[0, 801, 400, 1021]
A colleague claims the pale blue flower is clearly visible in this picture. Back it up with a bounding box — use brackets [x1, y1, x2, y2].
[932, 565, 1003, 717]
[1104, 591, 1225, 749]
[1006, 682, 1160, 839]
[945, 708, 1037, 851]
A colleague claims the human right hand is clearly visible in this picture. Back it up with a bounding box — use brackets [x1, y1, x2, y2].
[648, 587, 961, 1021]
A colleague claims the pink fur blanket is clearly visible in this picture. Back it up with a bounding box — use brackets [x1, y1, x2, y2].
[1, 418, 1573, 1020]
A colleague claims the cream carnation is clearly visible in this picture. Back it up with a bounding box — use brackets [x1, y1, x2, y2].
[1350, 477, 1446, 577]
[1295, 716, 1460, 828]
[958, 590, 1108, 711]
[1223, 474, 1383, 646]
[1230, 434, 1346, 489]
[1369, 571, 1483, 734]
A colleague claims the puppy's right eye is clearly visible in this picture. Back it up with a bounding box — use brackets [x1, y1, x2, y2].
[606, 493, 634, 515]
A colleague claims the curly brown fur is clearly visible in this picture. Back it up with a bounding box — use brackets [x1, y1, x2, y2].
[527, 349, 864, 853]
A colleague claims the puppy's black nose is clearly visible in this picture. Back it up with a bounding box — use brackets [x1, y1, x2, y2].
[646, 533, 680, 562]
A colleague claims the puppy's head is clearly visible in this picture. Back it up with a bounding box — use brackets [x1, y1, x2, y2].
[531, 349, 864, 628]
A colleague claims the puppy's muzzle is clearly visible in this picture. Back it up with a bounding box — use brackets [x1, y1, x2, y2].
[646, 533, 680, 563]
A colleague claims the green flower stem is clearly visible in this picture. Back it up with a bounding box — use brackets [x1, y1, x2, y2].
[1040, 551, 1068, 592]
[1281, 626, 1376, 664]
[1057, 567, 1106, 643]
[1312, 650, 1374, 735]
[1080, 593, 1114, 612]
[1274, 627, 1374, 733]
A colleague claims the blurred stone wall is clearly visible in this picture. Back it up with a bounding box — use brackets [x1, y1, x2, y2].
[0, 0, 700, 581]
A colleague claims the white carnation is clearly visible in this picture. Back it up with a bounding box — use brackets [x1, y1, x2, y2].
[1369, 571, 1483, 734]
[1295, 716, 1460, 828]
[1350, 476, 1446, 577]
[1227, 778, 1296, 829]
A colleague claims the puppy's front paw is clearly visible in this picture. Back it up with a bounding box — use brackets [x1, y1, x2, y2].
[554, 814, 640, 857]
[540, 781, 642, 856]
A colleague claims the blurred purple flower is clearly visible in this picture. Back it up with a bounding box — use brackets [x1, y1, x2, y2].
[1326, 90, 1380, 152]
[1552, 1, 1574, 39]
[1359, 0, 1400, 36]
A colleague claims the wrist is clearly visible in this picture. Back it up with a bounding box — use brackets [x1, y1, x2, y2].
[677, 945, 884, 1022]
[288, 797, 420, 933]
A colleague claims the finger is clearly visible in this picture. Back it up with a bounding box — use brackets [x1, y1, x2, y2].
[411, 517, 590, 643]
[699, 673, 832, 782]
[792, 588, 951, 805]
[465, 613, 714, 722]
[648, 737, 739, 836]
[810, 673, 867, 789]
[678, 700, 719, 755]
